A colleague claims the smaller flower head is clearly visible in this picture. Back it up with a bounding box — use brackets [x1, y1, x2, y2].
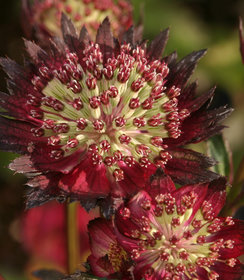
[22, 0, 133, 41]
[114, 175, 244, 280]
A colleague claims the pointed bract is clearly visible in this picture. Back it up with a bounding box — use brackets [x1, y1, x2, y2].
[166, 49, 207, 88]
[96, 18, 114, 61]
[147, 28, 169, 60]
[164, 148, 221, 185]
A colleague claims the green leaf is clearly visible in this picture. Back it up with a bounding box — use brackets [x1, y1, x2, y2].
[221, 155, 244, 216]
[207, 134, 233, 182]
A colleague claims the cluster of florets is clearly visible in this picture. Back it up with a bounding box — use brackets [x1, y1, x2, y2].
[28, 40, 190, 182]
[88, 176, 244, 280]
[22, 0, 133, 40]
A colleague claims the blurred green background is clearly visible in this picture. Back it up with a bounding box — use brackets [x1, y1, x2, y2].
[0, 0, 244, 279]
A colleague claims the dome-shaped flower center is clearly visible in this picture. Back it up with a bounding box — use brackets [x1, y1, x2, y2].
[34, 0, 132, 37]
[29, 43, 189, 180]
[119, 192, 237, 279]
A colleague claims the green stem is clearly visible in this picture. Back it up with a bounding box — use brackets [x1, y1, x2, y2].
[66, 201, 80, 274]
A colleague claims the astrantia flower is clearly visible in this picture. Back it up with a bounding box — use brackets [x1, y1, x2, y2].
[88, 218, 132, 279]
[0, 17, 231, 208]
[22, 0, 133, 41]
[114, 174, 244, 280]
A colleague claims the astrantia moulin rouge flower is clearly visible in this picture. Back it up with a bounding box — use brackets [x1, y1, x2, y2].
[114, 173, 244, 280]
[22, 0, 133, 41]
[0, 17, 231, 208]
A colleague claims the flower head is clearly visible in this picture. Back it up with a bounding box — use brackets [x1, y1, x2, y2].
[22, 0, 133, 41]
[114, 174, 244, 280]
[0, 17, 231, 208]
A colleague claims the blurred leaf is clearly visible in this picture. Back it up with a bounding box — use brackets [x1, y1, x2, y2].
[239, 17, 244, 64]
[207, 134, 233, 183]
[220, 155, 244, 216]
[234, 156, 244, 185]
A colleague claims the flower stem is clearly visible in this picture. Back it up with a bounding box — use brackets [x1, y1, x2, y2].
[66, 200, 80, 274]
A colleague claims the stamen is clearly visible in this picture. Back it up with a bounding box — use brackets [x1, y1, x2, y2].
[49, 149, 64, 159]
[31, 127, 44, 137]
[113, 169, 124, 181]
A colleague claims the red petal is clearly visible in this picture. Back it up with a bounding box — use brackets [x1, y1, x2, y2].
[205, 177, 227, 217]
[88, 218, 116, 259]
[212, 260, 244, 280]
[173, 184, 208, 224]
[59, 157, 110, 196]
[87, 254, 113, 277]
[208, 219, 244, 259]
[32, 146, 84, 173]
[119, 162, 156, 195]
[145, 169, 176, 198]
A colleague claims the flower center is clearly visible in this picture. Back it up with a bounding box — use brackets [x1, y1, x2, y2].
[121, 192, 237, 279]
[29, 44, 189, 180]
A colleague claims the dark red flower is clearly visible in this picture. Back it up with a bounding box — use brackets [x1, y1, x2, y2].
[0, 17, 231, 208]
[22, 0, 133, 41]
[87, 218, 132, 279]
[113, 174, 244, 280]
